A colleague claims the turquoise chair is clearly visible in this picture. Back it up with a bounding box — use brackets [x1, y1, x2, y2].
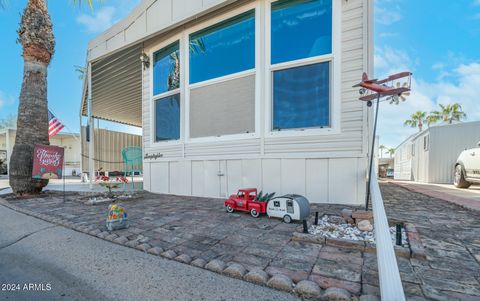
[121, 146, 143, 191]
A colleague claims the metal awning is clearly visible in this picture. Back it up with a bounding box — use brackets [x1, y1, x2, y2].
[80, 44, 143, 127]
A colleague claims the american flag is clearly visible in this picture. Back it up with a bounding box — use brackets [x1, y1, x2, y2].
[48, 110, 64, 138]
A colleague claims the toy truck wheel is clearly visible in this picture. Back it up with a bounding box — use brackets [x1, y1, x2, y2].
[250, 208, 260, 218]
[283, 215, 292, 224]
[226, 205, 234, 213]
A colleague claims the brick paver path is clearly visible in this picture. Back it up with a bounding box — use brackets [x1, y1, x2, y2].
[2, 183, 480, 300]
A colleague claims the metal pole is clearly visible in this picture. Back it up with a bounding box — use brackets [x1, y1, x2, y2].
[365, 93, 381, 210]
[63, 149, 66, 202]
[87, 62, 94, 190]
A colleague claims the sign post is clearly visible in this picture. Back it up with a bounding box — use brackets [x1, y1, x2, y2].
[32, 144, 65, 199]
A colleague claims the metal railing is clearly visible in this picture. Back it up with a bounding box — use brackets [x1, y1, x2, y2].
[370, 170, 406, 301]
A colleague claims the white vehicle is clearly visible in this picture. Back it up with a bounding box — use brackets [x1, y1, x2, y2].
[454, 141, 480, 188]
[266, 195, 310, 223]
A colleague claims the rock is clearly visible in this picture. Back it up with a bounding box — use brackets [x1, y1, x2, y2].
[352, 210, 373, 220]
[191, 258, 207, 268]
[161, 250, 177, 259]
[267, 274, 293, 291]
[223, 263, 247, 279]
[89, 229, 101, 236]
[357, 220, 373, 232]
[205, 259, 226, 273]
[329, 216, 347, 225]
[294, 280, 322, 299]
[323, 287, 351, 301]
[244, 268, 269, 285]
[341, 209, 353, 219]
[136, 243, 151, 252]
[96, 231, 109, 239]
[105, 233, 118, 241]
[360, 295, 380, 301]
[125, 240, 140, 248]
[113, 236, 128, 244]
[147, 247, 164, 255]
[175, 254, 192, 264]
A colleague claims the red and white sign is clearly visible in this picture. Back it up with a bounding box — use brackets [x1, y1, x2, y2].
[32, 144, 64, 180]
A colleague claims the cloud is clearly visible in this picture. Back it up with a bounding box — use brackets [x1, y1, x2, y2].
[375, 0, 403, 26]
[374, 47, 480, 149]
[76, 7, 116, 33]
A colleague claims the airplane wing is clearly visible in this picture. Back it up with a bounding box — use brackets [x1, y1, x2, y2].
[358, 87, 410, 101]
[359, 93, 380, 102]
[380, 87, 409, 96]
[376, 72, 412, 84]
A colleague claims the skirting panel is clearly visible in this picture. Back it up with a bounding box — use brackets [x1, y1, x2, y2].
[144, 157, 367, 205]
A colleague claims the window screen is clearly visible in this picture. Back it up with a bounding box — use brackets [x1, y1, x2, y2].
[190, 75, 255, 138]
[273, 62, 330, 130]
[155, 94, 180, 141]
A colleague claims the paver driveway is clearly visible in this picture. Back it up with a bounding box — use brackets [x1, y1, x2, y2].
[2, 183, 480, 300]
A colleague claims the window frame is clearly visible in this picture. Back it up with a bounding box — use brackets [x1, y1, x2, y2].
[149, 34, 185, 146]
[184, 2, 261, 143]
[265, 0, 341, 137]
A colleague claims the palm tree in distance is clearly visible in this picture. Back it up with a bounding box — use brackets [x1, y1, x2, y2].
[429, 103, 467, 124]
[7, 0, 94, 195]
[387, 148, 395, 158]
[404, 111, 427, 132]
[379, 145, 386, 159]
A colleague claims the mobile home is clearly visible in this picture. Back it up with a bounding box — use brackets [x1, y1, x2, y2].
[394, 121, 480, 183]
[0, 128, 81, 176]
[81, 0, 374, 204]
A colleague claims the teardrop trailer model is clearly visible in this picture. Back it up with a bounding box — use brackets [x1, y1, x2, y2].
[225, 189, 311, 223]
[266, 194, 310, 223]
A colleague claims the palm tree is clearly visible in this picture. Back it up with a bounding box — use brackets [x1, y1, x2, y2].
[404, 111, 427, 132]
[430, 103, 467, 124]
[387, 148, 395, 158]
[425, 114, 438, 127]
[8, 0, 93, 195]
[379, 144, 386, 158]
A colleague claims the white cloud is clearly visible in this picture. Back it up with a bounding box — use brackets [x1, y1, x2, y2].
[375, 1, 403, 26]
[76, 7, 116, 33]
[374, 47, 480, 149]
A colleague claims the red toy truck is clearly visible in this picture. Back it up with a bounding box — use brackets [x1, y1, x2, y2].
[225, 188, 267, 218]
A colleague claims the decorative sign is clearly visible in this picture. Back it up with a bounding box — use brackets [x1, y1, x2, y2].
[32, 144, 64, 179]
[144, 152, 163, 160]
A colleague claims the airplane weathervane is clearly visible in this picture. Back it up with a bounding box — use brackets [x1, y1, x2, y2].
[354, 71, 413, 210]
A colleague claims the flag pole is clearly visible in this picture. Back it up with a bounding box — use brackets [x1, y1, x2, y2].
[63, 147, 66, 202]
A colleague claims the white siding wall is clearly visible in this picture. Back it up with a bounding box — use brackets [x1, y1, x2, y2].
[394, 140, 413, 181]
[428, 122, 480, 183]
[141, 0, 371, 205]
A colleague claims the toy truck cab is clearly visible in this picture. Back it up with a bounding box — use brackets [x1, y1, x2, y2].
[225, 188, 267, 218]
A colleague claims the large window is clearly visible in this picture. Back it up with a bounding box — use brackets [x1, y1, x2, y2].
[153, 41, 181, 142]
[271, 0, 333, 131]
[189, 10, 255, 84]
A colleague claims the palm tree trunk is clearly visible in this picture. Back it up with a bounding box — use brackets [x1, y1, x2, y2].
[9, 0, 55, 195]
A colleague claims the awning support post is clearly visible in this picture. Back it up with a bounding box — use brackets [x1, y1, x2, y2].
[87, 62, 94, 189]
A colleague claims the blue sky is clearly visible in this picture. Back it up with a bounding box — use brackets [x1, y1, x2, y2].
[1, 0, 479, 149]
